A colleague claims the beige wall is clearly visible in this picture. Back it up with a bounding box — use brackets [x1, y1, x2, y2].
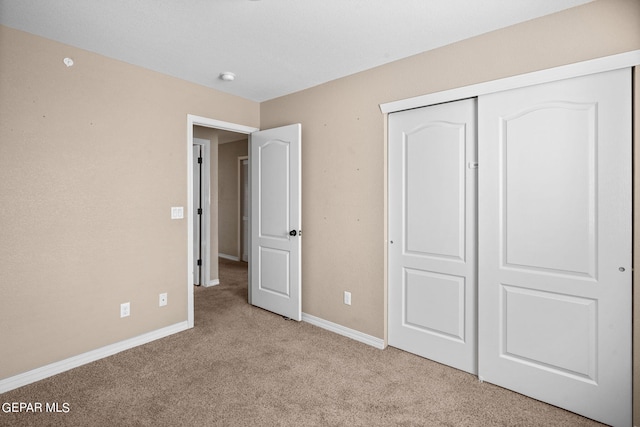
[218, 139, 248, 259]
[193, 127, 220, 282]
[0, 25, 259, 379]
[260, 0, 640, 421]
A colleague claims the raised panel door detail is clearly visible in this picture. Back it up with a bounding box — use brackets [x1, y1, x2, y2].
[404, 122, 465, 261]
[259, 140, 289, 240]
[404, 268, 465, 342]
[501, 285, 597, 383]
[501, 102, 597, 278]
[259, 247, 290, 297]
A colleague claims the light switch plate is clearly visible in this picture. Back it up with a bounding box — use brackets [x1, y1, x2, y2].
[171, 207, 184, 219]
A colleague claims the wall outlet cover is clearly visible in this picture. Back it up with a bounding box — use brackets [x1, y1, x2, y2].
[120, 302, 130, 318]
[344, 291, 351, 306]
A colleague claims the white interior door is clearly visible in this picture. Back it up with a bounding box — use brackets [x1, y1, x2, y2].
[388, 98, 477, 374]
[478, 69, 632, 427]
[250, 124, 302, 321]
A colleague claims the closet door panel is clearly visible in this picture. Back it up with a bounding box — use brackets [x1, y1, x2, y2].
[389, 98, 477, 374]
[502, 103, 596, 276]
[478, 68, 631, 427]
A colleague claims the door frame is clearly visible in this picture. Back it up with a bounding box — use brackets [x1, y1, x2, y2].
[238, 156, 249, 262]
[187, 115, 259, 328]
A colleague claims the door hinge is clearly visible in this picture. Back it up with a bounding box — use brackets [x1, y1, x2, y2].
[197, 208, 203, 215]
[198, 157, 203, 164]
[197, 259, 202, 266]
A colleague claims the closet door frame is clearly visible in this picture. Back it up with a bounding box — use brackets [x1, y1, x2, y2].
[381, 51, 640, 115]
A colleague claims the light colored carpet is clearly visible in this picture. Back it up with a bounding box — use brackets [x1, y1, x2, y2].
[0, 258, 603, 426]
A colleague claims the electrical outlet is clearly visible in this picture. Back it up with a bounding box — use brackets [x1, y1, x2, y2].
[344, 291, 351, 306]
[120, 302, 130, 318]
[159, 293, 167, 307]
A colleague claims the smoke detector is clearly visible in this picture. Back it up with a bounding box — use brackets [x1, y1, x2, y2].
[219, 72, 236, 82]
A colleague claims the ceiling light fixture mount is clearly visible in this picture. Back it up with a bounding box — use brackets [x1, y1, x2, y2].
[219, 72, 236, 82]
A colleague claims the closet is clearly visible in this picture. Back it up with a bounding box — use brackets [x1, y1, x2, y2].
[388, 68, 631, 427]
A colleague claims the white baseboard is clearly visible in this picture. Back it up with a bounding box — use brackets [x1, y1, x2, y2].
[0, 316, 384, 394]
[203, 279, 220, 287]
[0, 321, 190, 394]
[302, 313, 386, 350]
[219, 253, 240, 261]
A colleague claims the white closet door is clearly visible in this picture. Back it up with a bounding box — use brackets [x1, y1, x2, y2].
[478, 69, 631, 427]
[389, 98, 477, 374]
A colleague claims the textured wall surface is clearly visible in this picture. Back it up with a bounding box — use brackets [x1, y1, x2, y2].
[0, 25, 259, 379]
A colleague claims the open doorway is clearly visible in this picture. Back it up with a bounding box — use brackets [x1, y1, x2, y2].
[218, 140, 249, 263]
[186, 115, 258, 328]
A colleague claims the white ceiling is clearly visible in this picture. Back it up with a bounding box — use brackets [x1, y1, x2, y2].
[0, 0, 593, 102]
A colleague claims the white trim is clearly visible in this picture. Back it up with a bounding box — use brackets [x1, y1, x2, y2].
[302, 313, 386, 350]
[188, 115, 259, 134]
[0, 321, 189, 394]
[187, 115, 259, 328]
[238, 155, 249, 263]
[205, 279, 220, 287]
[219, 253, 241, 261]
[380, 50, 640, 114]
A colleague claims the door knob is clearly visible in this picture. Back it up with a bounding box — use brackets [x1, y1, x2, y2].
[289, 230, 297, 236]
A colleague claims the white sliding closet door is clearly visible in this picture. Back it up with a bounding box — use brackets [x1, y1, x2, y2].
[478, 69, 632, 427]
[389, 98, 477, 374]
